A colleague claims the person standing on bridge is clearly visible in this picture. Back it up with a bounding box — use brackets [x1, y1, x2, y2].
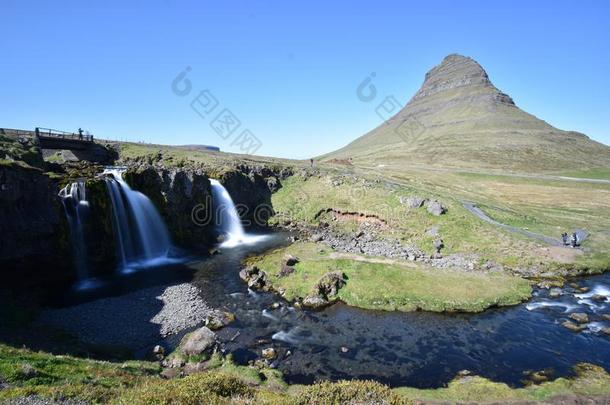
[78, 128, 83, 140]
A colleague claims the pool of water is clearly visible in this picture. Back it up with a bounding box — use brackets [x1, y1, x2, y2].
[186, 234, 610, 388]
[48, 233, 610, 389]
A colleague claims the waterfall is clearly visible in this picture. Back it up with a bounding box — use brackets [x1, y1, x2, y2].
[103, 168, 173, 271]
[59, 180, 91, 288]
[209, 179, 267, 247]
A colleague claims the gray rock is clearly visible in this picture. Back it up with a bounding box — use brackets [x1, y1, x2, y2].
[302, 295, 330, 309]
[205, 311, 235, 330]
[283, 254, 299, 266]
[426, 226, 440, 237]
[569, 313, 589, 324]
[562, 320, 585, 332]
[179, 326, 216, 356]
[310, 233, 324, 242]
[315, 271, 347, 297]
[400, 196, 426, 208]
[262, 347, 277, 360]
[426, 200, 447, 216]
[549, 288, 562, 298]
[433, 238, 444, 253]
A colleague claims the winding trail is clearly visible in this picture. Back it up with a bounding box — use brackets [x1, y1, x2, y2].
[462, 202, 564, 246]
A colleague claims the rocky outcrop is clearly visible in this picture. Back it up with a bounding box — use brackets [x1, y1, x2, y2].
[302, 271, 347, 309]
[239, 265, 268, 290]
[178, 326, 217, 356]
[0, 163, 70, 283]
[122, 161, 291, 248]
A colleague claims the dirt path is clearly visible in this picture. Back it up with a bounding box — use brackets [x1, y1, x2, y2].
[462, 202, 564, 246]
[328, 251, 417, 267]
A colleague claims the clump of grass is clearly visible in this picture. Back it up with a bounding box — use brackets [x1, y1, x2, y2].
[293, 380, 412, 405]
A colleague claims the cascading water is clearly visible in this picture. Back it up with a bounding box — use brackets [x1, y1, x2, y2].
[209, 179, 267, 247]
[59, 180, 92, 289]
[103, 168, 173, 271]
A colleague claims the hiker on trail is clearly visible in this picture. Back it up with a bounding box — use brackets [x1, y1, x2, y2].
[561, 232, 569, 246]
[78, 128, 83, 140]
[310, 158, 314, 167]
[571, 232, 578, 248]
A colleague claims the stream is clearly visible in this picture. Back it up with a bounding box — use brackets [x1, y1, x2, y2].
[40, 232, 610, 389]
[187, 235, 610, 388]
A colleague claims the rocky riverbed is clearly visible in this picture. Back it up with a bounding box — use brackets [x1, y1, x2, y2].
[37, 282, 223, 353]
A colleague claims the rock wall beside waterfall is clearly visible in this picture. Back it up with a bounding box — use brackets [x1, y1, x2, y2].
[83, 178, 118, 274]
[0, 163, 71, 283]
[124, 166, 217, 250]
[122, 162, 293, 245]
[0, 155, 294, 286]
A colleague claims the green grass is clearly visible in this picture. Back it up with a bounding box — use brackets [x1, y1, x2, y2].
[0, 344, 160, 403]
[270, 174, 562, 270]
[248, 242, 532, 312]
[558, 167, 610, 180]
[3, 343, 610, 404]
[395, 364, 610, 403]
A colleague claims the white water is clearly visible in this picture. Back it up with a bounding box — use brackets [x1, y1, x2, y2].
[59, 180, 94, 289]
[209, 179, 267, 248]
[272, 327, 302, 344]
[525, 300, 578, 313]
[103, 168, 173, 271]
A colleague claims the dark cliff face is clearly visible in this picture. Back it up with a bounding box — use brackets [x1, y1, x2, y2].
[0, 163, 71, 284]
[83, 178, 118, 275]
[124, 165, 217, 251]
[124, 163, 292, 245]
[0, 159, 293, 286]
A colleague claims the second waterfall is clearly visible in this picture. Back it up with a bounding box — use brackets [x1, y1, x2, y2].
[104, 168, 173, 271]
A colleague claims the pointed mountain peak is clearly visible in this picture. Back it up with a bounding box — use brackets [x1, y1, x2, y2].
[411, 53, 513, 105]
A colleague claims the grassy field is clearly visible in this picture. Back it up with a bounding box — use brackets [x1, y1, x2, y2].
[247, 242, 532, 312]
[270, 172, 610, 273]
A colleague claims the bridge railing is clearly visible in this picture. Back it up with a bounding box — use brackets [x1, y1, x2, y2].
[35, 127, 94, 142]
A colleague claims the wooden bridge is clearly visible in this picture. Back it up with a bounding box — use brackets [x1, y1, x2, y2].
[1, 127, 95, 150]
[35, 127, 94, 150]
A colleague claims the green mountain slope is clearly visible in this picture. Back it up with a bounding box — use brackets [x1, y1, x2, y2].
[322, 54, 610, 173]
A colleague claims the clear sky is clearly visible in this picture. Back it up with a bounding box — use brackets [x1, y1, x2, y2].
[2, 0, 609, 159]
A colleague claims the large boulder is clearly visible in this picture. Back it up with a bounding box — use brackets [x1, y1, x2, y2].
[315, 271, 347, 298]
[425, 200, 447, 216]
[179, 326, 216, 356]
[239, 265, 267, 289]
[302, 294, 331, 309]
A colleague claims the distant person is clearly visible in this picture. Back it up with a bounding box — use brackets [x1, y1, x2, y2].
[561, 232, 568, 246]
[571, 232, 578, 248]
[310, 158, 314, 167]
[78, 128, 83, 140]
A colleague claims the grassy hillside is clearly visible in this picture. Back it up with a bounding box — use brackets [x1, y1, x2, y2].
[322, 54, 610, 173]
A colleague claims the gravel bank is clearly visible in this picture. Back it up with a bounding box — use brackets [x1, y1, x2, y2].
[37, 283, 215, 351]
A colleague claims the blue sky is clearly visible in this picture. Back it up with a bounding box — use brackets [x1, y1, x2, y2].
[2, 0, 609, 158]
